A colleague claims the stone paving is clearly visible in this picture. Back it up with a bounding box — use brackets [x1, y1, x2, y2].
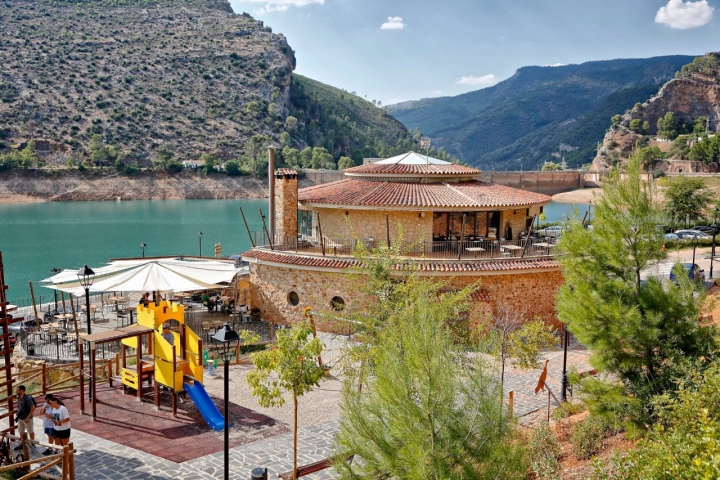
[7, 335, 592, 479]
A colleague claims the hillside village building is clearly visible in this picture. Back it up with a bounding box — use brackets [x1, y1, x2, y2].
[242, 152, 564, 331]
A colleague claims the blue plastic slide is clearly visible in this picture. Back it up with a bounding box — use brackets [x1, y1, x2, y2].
[184, 381, 226, 431]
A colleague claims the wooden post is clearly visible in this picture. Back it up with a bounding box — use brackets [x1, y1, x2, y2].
[508, 390, 514, 417]
[61, 444, 69, 480]
[78, 342, 84, 415]
[386, 214, 391, 248]
[69, 296, 79, 337]
[317, 212, 325, 256]
[61, 292, 67, 318]
[235, 341, 241, 365]
[28, 281, 39, 325]
[259, 208, 274, 251]
[239, 207, 256, 248]
[91, 344, 97, 421]
[42, 363, 47, 395]
[21, 438, 30, 474]
[153, 368, 159, 410]
[68, 442, 75, 480]
[171, 356, 177, 418]
[136, 340, 141, 402]
[107, 356, 113, 387]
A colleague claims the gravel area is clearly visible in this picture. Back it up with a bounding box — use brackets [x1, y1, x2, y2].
[201, 332, 350, 429]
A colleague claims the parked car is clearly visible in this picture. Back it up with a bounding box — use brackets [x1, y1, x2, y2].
[669, 263, 705, 284]
[692, 225, 719, 235]
[674, 229, 712, 239]
[663, 233, 681, 241]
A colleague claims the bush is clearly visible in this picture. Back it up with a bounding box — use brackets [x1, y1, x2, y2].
[529, 423, 561, 479]
[552, 401, 587, 420]
[571, 417, 607, 459]
[652, 169, 665, 179]
[224, 160, 241, 176]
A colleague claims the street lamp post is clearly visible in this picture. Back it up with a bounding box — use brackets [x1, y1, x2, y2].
[197, 231, 203, 257]
[693, 235, 699, 267]
[712, 208, 719, 279]
[77, 265, 95, 335]
[140, 243, 147, 258]
[212, 323, 240, 480]
[77, 264, 95, 402]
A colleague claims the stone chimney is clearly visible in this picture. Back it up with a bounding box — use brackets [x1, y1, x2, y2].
[274, 168, 298, 241]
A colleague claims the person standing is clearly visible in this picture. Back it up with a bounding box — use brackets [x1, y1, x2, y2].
[505, 222, 513, 241]
[49, 398, 71, 446]
[15, 385, 36, 447]
[41, 394, 56, 454]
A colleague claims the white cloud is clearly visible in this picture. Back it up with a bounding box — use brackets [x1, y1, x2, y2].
[456, 74, 497, 86]
[246, 0, 324, 16]
[545, 63, 565, 67]
[655, 0, 714, 29]
[381, 16, 406, 30]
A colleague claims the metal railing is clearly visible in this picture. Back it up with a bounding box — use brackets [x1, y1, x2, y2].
[251, 232, 558, 261]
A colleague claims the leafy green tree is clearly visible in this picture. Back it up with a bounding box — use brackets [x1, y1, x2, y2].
[693, 116, 708, 134]
[200, 153, 217, 175]
[334, 276, 527, 480]
[152, 146, 175, 171]
[284, 115, 298, 130]
[310, 147, 333, 169]
[239, 134, 271, 178]
[657, 111, 679, 140]
[541, 162, 562, 171]
[337, 156, 354, 170]
[556, 152, 717, 431]
[611, 114, 622, 125]
[279, 131, 292, 146]
[88, 134, 120, 167]
[282, 147, 300, 167]
[247, 323, 324, 480]
[664, 176, 715, 228]
[299, 147, 312, 167]
[223, 159, 241, 176]
[636, 145, 663, 170]
[628, 119, 645, 134]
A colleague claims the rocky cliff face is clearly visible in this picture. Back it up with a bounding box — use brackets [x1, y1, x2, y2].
[592, 53, 720, 170]
[0, 0, 296, 165]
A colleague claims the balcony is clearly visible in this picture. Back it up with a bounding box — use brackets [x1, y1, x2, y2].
[251, 233, 558, 261]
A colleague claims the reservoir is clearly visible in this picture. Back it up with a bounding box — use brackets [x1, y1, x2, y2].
[0, 198, 588, 304]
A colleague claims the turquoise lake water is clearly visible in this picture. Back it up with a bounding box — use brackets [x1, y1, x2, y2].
[0, 199, 588, 304]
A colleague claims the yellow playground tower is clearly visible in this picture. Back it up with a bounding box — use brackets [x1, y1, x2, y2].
[120, 300, 225, 430]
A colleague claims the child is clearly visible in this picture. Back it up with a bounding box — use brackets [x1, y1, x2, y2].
[49, 397, 71, 446]
[41, 394, 56, 455]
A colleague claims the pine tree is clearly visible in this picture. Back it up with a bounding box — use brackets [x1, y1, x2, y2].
[556, 151, 717, 431]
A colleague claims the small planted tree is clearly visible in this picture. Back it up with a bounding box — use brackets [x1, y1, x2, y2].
[480, 305, 556, 394]
[246, 323, 324, 479]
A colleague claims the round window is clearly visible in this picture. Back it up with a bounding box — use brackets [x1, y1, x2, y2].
[331, 296, 345, 311]
[288, 291, 300, 306]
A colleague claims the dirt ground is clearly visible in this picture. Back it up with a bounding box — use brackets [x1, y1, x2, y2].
[552, 188, 602, 204]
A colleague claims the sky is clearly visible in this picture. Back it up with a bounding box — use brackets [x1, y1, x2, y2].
[226, 0, 720, 105]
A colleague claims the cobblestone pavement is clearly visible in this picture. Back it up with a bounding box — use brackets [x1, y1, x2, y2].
[10, 340, 592, 479]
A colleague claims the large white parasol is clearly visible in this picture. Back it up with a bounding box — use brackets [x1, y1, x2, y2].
[41, 257, 239, 295]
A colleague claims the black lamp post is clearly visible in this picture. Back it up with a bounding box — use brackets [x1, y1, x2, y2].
[712, 208, 719, 279]
[77, 264, 95, 335]
[140, 242, 147, 258]
[692, 235, 699, 267]
[197, 231, 203, 257]
[50, 267, 61, 312]
[212, 323, 239, 480]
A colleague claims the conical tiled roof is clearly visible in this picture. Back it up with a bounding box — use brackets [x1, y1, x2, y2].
[345, 152, 480, 177]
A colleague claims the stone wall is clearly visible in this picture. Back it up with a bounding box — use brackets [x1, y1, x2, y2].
[247, 263, 564, 333]
[313, 209, 433, 243]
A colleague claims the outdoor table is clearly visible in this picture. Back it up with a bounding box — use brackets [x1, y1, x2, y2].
[500, 245, 523, 256]
[119, 306, 136, 326]
[465, 247, 486, 258]
[533, 242, 556, 254]
[4, 304, 17, 313]
[173, 293, 191, 305]
[109, 297, 128, 312]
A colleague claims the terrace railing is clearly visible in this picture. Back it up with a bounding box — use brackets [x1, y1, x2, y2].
[251, 232, 558, 261]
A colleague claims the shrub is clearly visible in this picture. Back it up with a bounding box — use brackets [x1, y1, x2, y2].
[552, 401, 587, 420]
[529, 423, 561, 479]
[571, 416, 607, 459]
[652, 169, 665, 179]
[223, 159, 241, 176]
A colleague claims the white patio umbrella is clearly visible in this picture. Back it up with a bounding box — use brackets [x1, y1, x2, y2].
[41, 257, 239, 295]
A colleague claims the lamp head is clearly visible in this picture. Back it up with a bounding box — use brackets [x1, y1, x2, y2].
[212, 323, 240, 361]
[140, 242, 147, 249]
[50, 267, 61, 274]
[197, 231, 203, 239]
[77, 264, 95, 289]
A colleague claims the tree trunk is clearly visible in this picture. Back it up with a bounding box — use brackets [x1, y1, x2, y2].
[293, 392, 298, 480]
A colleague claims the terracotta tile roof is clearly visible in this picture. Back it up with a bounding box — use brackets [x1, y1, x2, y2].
[275, 168, 298, 176]
[345, 163, 480, 176]
[242, 249, 559, 272]
[470, 289, 493, 302]
[298, 179, 551, 208]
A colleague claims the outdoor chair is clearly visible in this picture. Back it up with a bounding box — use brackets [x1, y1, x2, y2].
[238, 305, 251, 323]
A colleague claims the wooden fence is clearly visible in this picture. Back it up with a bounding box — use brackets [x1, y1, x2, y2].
[0, 433, 75, 480]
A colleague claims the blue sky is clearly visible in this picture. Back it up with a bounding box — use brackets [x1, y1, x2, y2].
[227, 0, 720, 105]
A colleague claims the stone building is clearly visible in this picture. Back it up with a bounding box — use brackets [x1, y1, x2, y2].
[242, 152, 565, 332]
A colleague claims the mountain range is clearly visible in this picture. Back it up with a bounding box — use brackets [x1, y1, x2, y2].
[388, 56, 695, 170]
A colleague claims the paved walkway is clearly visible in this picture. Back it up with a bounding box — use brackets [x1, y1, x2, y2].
[9, 338, 592, 479]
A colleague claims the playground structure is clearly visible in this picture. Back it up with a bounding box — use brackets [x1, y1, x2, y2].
[79, 300, 225, 430]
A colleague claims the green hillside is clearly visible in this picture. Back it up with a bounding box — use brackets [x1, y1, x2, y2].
[388, 56, 694, 169]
